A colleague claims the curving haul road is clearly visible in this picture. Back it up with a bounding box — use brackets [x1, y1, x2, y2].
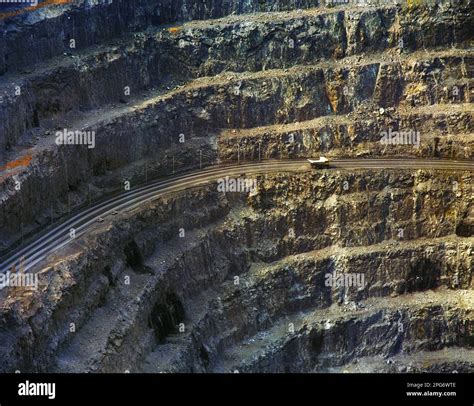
[1, 158, 473, 274]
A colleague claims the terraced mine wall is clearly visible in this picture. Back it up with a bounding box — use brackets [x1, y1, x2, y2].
[0, 0, 472, 249]
[1, 2, 472, 150]
[0, 0, 325, 76]
[0, 169, 472, 372]
[0, 0, 472, 374]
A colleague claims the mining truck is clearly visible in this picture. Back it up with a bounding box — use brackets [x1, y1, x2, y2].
[308, 157, 330, 168]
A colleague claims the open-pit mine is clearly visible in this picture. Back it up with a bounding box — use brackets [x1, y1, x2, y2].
[0, 0, 472, 375]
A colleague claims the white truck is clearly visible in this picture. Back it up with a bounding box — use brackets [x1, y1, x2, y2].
[308, 157, 330, 168]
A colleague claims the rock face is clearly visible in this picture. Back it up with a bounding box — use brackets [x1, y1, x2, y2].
[0, 0, 472, 246]
[0, 0, 472, 373]
[0, 170, 472, 373]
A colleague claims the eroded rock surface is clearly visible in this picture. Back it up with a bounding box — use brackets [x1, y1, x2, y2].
[0, 0, 472, 373]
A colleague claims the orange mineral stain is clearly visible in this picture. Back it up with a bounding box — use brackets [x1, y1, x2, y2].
[0, 154, 33, 173]
[168, 27, 182, 35]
